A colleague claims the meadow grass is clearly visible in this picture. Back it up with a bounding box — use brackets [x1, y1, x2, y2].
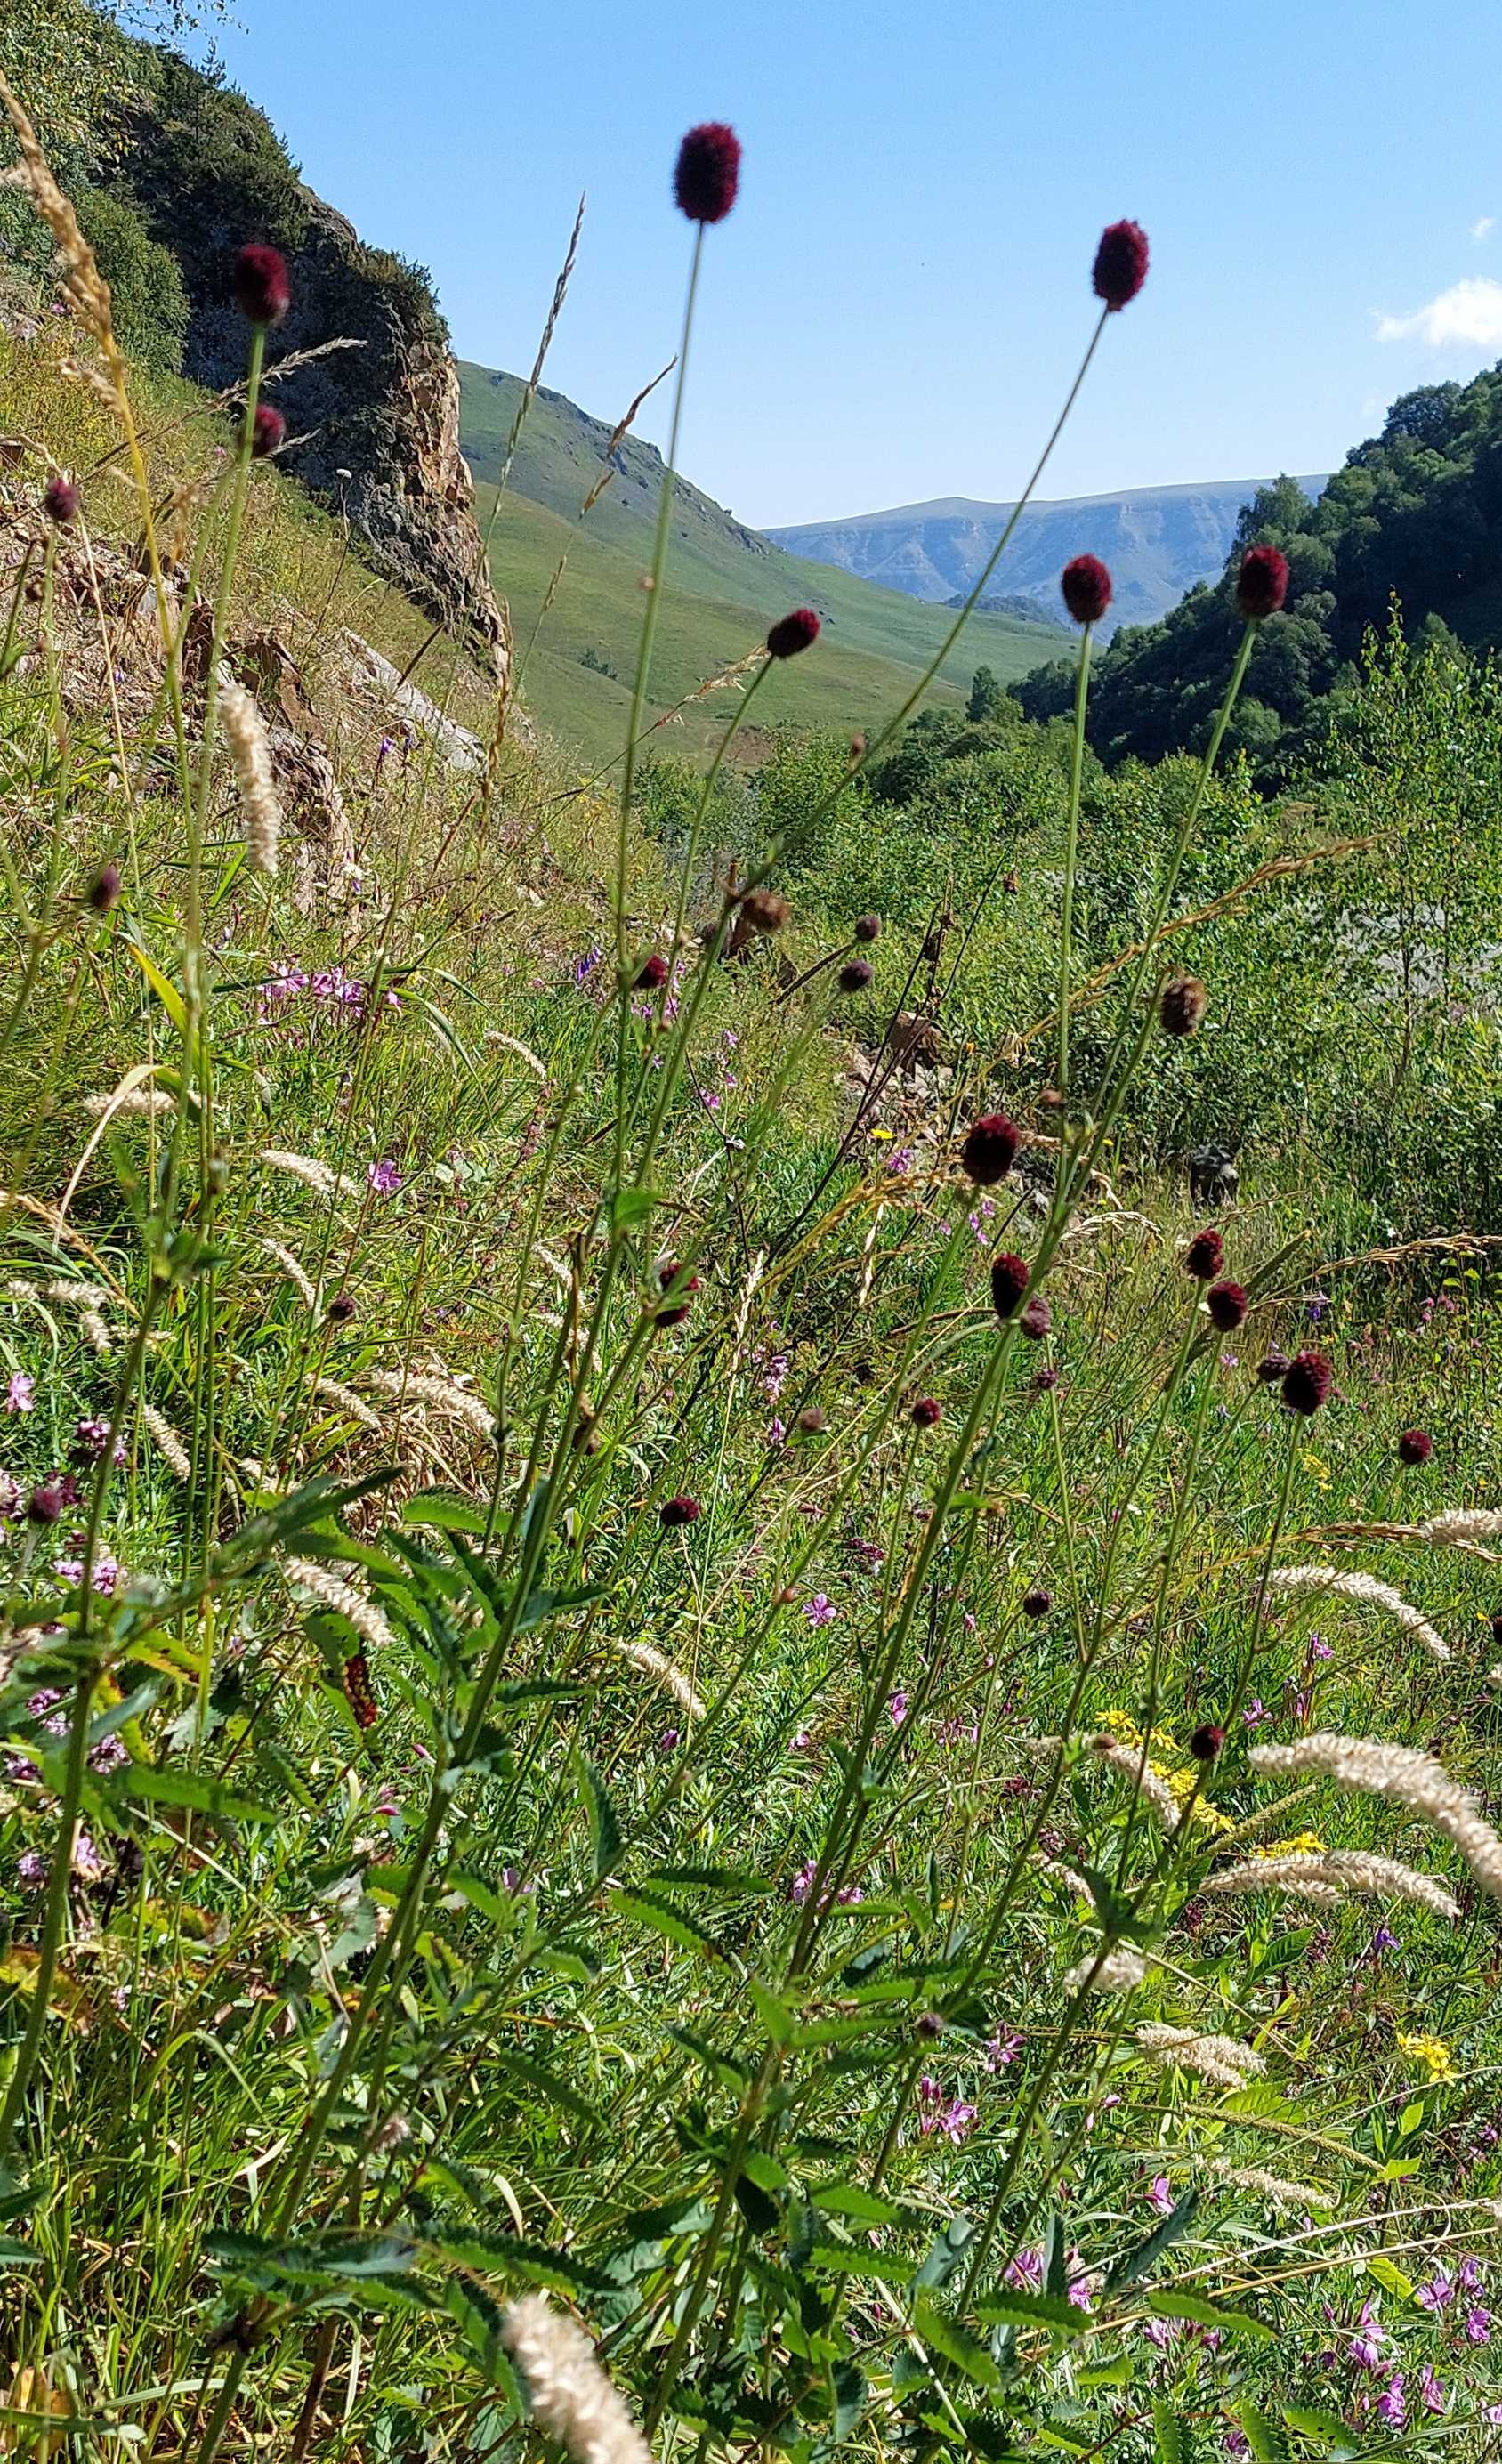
[0, 87, 1498, 2464]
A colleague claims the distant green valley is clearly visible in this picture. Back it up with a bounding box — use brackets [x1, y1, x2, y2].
[459, 366, 1062, 767]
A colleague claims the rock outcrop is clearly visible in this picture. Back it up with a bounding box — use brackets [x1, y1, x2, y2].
[112, 55, 501, 655]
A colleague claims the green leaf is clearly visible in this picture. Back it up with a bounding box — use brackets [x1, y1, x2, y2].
[443, 2277, 524, 2402]
[807, 2245, 913, 2286]
[1148, 2290, 1273, 2340]
[611, 1889, 722, 1960]
[486, 2051, 602, 2134]
[1153, 2399, 1190, 2464]
[975, 2287, 1086, 2336]
[832, 2361, 868, 2444]
[0, 2238, 40, 2268]
[402, 1491, 490, 1534]
[1363, 2254, 1415, 2301]
[1238, 2405, 1291, 2464]
[573, 1750, 622, 1882]
[648, 1864, 774, 1895]
[747, 1977, 795, 2046]
[811, 2184, 902, 2227]
[427, 2228, 609, 2297]
[111, 1763, 279, 1825]
[912, 2291, 1003, 2392]
[217, 1471, 396, 1569]
[1103, 2190, 1199, 2293]
[516, 1583, 610, 1634]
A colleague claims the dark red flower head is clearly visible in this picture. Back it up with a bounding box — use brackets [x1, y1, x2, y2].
[656, 1261, 699, 1326]
[26, 1482, 65, 1526]
[1256, 1346, 1289, 1385]
[767, 606, 820, 658]
[910, 1395, 942, 1429]
[1183, 1227, 1224, 1281]
[738, 888, 789, 933]
[634, 952, 669, 991]
[674, 123, 741, 224]
[1160, 976, 1207, 1038]
[233, 243, 292, 328]
[1093, 219, 1150, 311]
[838, 957, 873, 993]
[1061, 553, 1112, 626]
[1282, 1348, 1334, 1415]
[1236, 544, 1289, 621]
[660, 1493, 700, 1528]
[853, 912, 882, 943]
[962, 1111, 1021, 1186]
[327, 1291, 356, 1324]
[43, 474, 78, 525]
[1397, 1427, 1433, 1466]
[1190, 1722, 1226, 1762]
[1207, 1280, 1248, 1332]
[1019, 1293, 1053, 1340]
[86, 861, 121, 913]
[251, 402, 286, 458]
[1022, 1587, 1053, 1619]
[990, 1251, 1030, 1319]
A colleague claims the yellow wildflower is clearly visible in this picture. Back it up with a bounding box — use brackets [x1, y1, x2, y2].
[1256, 1833, 1327, 1859]
[1396, 2031, 1455, 2084]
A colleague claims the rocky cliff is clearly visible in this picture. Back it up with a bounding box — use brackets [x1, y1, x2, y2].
[112, 48, 501, 650]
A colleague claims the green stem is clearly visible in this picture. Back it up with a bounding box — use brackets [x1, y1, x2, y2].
[1057, 620, 1092, 1101]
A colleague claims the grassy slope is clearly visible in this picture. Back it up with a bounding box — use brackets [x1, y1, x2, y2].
[462, 365, 1061, 768]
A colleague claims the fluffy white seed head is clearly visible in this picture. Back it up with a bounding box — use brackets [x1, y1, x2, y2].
[500, 2293, 654, 2464]
[1135, 2023, 1265, 2088]
[1064, 1943, 1148, 1995]
[216, 669, 281, 876]
[284, 1557, 398, 1655]
[1249, 1733, 1502, 1901]
[1266, 1565, 1448, 1660]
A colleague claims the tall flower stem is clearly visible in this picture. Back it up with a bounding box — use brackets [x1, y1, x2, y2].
[1057, 619, 1093, 1101]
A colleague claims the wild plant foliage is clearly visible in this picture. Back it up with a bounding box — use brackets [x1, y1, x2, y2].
[0, 69, 1500, 2464]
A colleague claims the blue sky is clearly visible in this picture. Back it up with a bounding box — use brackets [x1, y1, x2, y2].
[198, 0, 1502, 528]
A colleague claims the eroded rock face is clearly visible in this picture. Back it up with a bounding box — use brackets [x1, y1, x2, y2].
[117, 101, 501, 655]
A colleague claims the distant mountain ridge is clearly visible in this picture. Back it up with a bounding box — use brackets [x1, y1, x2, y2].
[769, 479, 1328, 635]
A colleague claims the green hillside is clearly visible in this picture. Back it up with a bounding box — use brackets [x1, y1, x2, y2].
[462, 365, 1061, 766]
[1015, 365, 1502, 778]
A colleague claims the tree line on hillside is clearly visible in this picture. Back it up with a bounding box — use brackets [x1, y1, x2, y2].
[1016, 367, 1502, 777]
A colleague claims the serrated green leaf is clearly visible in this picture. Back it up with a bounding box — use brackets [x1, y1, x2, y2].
[611, 1889, 722, 1960]
[1153, 2398, 1189, 2464]
[1238, 2406, 1291, 2464]
[976, 2286, 1086, 2335]
[573, 1750, 622, 1882]
[427, 2228, 608, 2297]
[1149, 2290, 1273, 2339]
[912, 2290, 1003, 2391]
[811, 2183, 902, 2227]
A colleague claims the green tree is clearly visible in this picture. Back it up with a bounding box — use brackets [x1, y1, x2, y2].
[966, 663, 1004, 723]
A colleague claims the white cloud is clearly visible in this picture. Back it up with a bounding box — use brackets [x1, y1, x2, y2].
[1473, 216, 1496, 242]
[1376, 276, 1502, 348]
